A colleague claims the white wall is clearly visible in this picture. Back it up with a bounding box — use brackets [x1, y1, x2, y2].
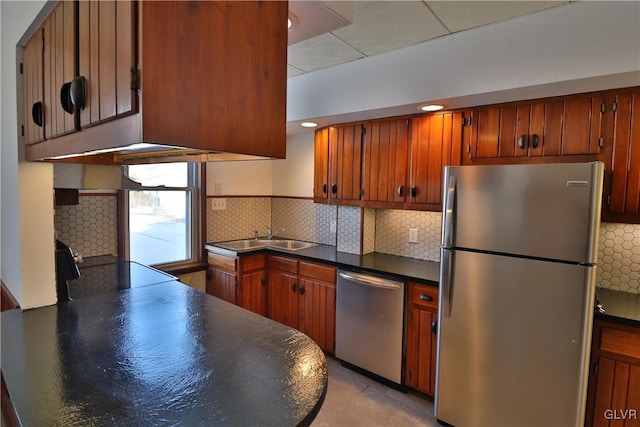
[287, 1, 640, 125]
[1, 0, 56, 308]
[206, 134, 315, 197]
[272, 133, 314, 197]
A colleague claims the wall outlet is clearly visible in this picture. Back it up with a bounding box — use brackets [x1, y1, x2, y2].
[330, 220, 337, 233]
[214, 182, 223, 195]
[211, 198, 227, 210]
[408, 228, 418, 243]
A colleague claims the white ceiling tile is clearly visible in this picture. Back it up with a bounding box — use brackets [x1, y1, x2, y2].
[288, 33, 365, 73]
[331, 1, 450, 56]
[287, 65, 305, 77]
[426, 1, 569, 33]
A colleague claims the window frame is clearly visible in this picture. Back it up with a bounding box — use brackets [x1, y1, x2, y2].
[121, 162, 203, 269]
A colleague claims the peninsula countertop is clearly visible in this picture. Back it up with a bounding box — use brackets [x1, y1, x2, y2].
[1, 281, 327, 426]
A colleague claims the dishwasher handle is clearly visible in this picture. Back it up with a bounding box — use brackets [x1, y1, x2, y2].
[338, 272, 402, 290]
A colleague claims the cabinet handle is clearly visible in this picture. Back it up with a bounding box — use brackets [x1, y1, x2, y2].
[31, 102, 44, 127]
[299, 284, 305, 295]
[331, 184, 337, 194]
[60, 82, 73, 114]
[411, 186, 417, 198]
[322, 183, 327, 194]
[261, 275, 266, 285]
[531, 134, 540, 149]
[70, 76, 87, 111]
[518, 134, 527, 149]
[419, 294, 433, 302]
[431, 320, 438, 335]
[292, 282, 297, 293]
[397, 185, 404, 197]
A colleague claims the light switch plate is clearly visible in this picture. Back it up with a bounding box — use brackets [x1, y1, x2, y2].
[408, 228, 418, 243]
[214, 182, 223, 195]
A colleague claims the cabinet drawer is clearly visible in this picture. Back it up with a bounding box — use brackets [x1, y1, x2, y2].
[601, 327, 640, 359]
[299, 261, 336, 283]
[268, 255, 298, 274]
[208, 252, 237, 273]
[241, 253, 265, 272]
[410, 283, 438, 310]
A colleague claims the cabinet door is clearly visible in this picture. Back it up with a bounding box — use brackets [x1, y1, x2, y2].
[362, 119, 409, 203]
[268, 270, 298, 329]
[78, 0, 137, 128]
[608, 91, 640, 217]
[43, 1, 77, 140]
[329, 124, 363, 202]
[592, 358, 640, 427]
[409, 112, 462, 207]
[22, 30, 45, 145]
[561, 95, 603, 156]
[313, 127, 330, 203]
[206, 267, 237, 304]
[405, 283, 438, 395]
[298, 277, 336, 353]
[239, 270, 267, 317]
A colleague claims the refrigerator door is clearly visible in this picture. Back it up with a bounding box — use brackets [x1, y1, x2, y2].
[435, 249, 595, 427]
[441, 162, 603, 264]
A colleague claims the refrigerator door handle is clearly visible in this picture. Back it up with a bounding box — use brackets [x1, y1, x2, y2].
[440, 248, 453, 319]
[443, 175, 456, 249]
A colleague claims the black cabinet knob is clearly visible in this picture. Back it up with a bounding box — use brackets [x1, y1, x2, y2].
[31, 101, 44, 127]
[60, 82, 73, 114]
[70, 76, 87, 111]
[331, 184, 337, 194]
[431, 320, 438, 335]
[299, 284, 305, 295]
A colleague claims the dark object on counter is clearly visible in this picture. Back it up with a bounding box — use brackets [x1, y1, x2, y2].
[1, 281, 327, 426]
[55, 240, 81, 303]
[595, 288, 640, 327]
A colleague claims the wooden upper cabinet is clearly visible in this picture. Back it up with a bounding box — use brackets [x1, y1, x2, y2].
[43, 0, 78, 140]
[78, 0, 137, 128]
[362, 119, 409, 204]
[606, 88, 640, 220]
[409, 112, 462, 208]
[328, 124, 363, 202]
[140, 0, 287, 157]
[313, 127, 330, 203]
[21, 29, 45, 145]
[464, 94, 604, 163]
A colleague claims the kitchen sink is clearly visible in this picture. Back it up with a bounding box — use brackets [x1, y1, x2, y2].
[269, 240, 318, 251]
[211, 239, 317, 253]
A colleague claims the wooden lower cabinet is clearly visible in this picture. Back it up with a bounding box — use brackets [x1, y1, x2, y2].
[405, 282, 439, 395]
[206, 251, 267, 315]
[267, 255, 337, 353]
[587, 319, 640, 427]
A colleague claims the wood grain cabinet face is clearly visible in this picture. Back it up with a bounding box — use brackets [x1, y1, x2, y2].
[267, 256, 336, 353]
[328, 124, 364, 203]
[237, 254, 267, 317]
[206, 266, 237, 305]
[463, 94, 604, 162]
[22, 30, 45, 145]
[606, 89, 640, 219]
[409, 112, 462, 208]
[405, 282, 438, 395]
[43, 0, 78, 140]
[362, 119, 409, 204]
[313, 128, 330, 203]
[78, 0, 137, 128]
[587, 320, 640, 427]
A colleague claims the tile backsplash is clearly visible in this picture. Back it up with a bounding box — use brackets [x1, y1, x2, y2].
[597, 223, 640, 294]
[58, 194, 639, 295]
[55, 193, 118, 257]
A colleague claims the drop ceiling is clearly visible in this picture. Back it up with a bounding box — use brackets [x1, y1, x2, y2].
[287, 1, 570, 76]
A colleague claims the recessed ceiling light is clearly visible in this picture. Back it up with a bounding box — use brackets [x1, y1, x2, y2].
[301, 122, 318, 128]
[420, 104, 444, 112]
[288, 13, 298, 31]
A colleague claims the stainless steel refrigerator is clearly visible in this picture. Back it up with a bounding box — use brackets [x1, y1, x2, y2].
[435, 162, 604, 427]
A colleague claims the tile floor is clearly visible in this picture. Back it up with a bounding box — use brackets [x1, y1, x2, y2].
[312, 356, 439, 426]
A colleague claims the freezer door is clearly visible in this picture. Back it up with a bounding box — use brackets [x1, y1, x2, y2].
[435, 250, 596, 427]
[442, 162, 603, 264]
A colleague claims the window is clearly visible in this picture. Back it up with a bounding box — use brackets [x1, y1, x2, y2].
[124, 163, 200, 267]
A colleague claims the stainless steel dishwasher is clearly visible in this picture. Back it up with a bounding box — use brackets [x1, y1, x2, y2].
[335, 270, 405, 385]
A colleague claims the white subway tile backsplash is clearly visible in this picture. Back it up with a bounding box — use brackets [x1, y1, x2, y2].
[206, 197, 271, 242]
[337, 206, 362, 254]
[597, 223, 640, 295]
[272, 198, 336, 245]
[374, 209, 442, 262]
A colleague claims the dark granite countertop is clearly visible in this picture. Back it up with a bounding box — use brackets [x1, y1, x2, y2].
[205, 243, 440, 284]
[1, 281, 327, 426]
[595, 287, 640, 327]
[67, 257, 177, 300]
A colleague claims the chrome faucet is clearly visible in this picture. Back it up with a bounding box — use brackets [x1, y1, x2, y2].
[266, 226, 272, 240]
